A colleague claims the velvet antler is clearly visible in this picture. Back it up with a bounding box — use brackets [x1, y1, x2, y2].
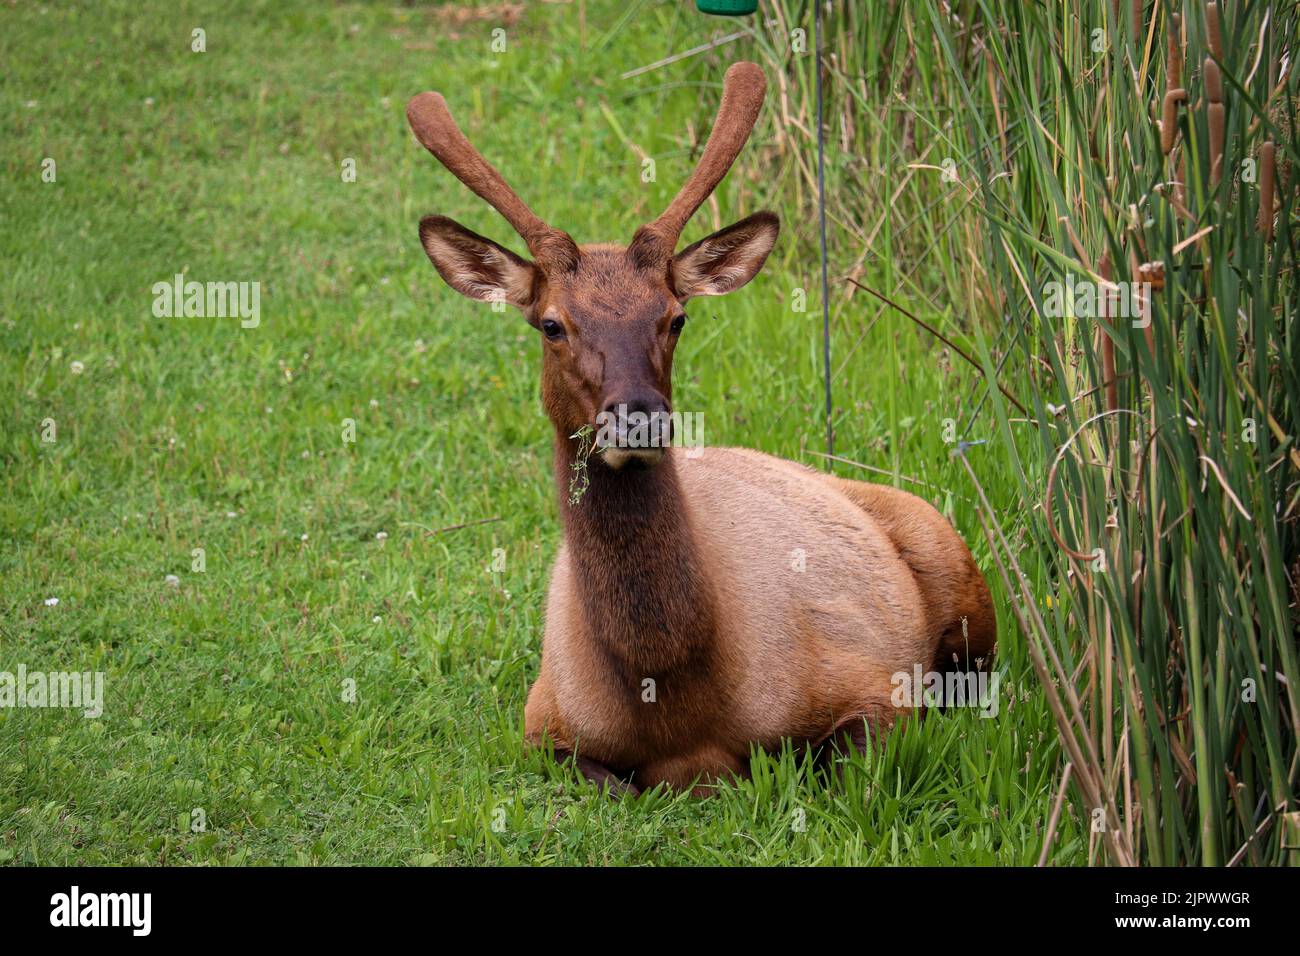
[406, 92, 579, 272]
[628, 61, 767, 269]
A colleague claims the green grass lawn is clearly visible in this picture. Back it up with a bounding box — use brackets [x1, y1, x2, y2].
[1, 0, 1084, 865]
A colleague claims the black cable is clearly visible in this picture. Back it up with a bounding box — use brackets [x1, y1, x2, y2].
[814, 0, 833, 459]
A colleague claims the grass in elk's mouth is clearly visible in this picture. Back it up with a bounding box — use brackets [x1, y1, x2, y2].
[568, 425, 596, 506]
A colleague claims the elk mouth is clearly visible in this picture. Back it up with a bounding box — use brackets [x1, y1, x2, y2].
[599, 446, 665, 471]
[593, 405, 673, 470]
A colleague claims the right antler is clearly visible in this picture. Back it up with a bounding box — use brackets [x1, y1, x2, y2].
[629, 61, 767, 269]
[406, 92, 579, 272]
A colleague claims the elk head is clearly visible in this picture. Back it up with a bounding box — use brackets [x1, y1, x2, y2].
[407, 62, 779, 470]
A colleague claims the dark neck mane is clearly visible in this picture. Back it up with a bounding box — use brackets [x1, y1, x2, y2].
[553, 432, 718, 677]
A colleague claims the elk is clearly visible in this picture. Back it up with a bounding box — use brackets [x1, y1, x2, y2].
[406, 62, 996, 795]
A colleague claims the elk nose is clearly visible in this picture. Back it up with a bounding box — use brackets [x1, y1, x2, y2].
[601, 393, 673, 448]
[603, 393, 670, 419]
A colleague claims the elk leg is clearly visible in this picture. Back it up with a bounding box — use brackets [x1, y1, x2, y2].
[812, 704, 900, 770]
[638, 745, 746, 796]
[552, 747, 641, 797]
[526, 671, 639, 796]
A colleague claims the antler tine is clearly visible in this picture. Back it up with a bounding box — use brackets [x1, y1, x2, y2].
[406, 92, 578, 271]
[630, 61, 767, 268]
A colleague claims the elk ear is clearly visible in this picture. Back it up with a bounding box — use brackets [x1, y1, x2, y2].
[669, 211, 779, 300]
[418, 215, 539, 309]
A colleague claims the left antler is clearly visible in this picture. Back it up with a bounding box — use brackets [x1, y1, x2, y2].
[629, 61, 767, 268]
[406, 92, 579, 271]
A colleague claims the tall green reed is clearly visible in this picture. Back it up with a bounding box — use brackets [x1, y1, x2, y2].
[756, 0, 1298, 865]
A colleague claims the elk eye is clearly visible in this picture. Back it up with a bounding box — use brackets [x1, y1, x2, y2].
[669, 313, 687, 335]
[541, 319, 565, 340]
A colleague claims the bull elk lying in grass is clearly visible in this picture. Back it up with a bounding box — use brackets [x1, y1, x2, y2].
[406, 62, 996, 795]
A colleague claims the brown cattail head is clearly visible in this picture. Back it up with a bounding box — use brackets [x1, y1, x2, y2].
[1203, 57, 1223, 102]
[1258, 141, 1276, 241]
[1137, 260, 1166, 291]
[1161, 88, 1188, 154]
[1205, 58, 1225, 186]
[628, 61, 767, 270]
[1205, 1, 1224, 62]
[406, 91, 580, 272]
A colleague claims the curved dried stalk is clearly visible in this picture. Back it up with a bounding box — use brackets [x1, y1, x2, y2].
[1043, 409, 1145, 562]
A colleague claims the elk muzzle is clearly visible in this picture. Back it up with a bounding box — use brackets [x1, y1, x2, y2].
[595, 393, 673, 469]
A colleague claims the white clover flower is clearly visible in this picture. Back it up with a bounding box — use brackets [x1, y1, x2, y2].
[44, 597, 59, 607]
[165, 574, 180, 587]
[70, 360, 84, 375]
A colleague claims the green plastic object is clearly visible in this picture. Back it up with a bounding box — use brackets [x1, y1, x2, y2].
[695, 0, 758, 15]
